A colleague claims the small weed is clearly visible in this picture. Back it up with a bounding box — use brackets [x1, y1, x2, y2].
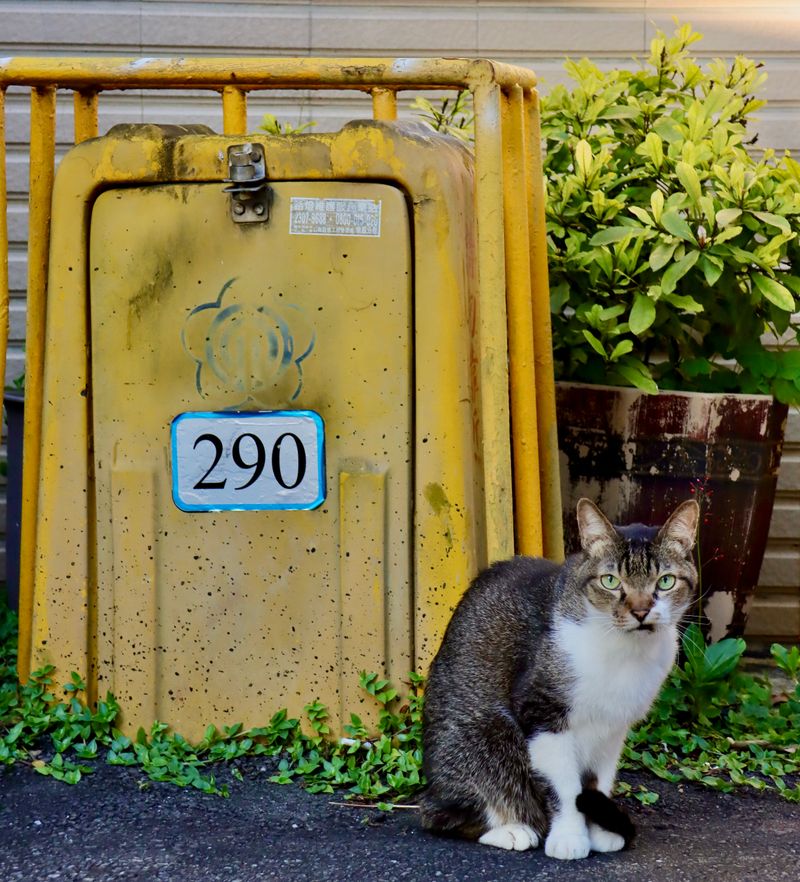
[771, 643, 800, 680]
[2, 596, 797, 806]
[1, 596, 424, 802]
[622, 624, 800, 803]
[410, 91, 474, 144]
[258, 113, 316, 136]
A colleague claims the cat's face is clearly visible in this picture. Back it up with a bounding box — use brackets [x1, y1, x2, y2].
[575, 499, 699, 633]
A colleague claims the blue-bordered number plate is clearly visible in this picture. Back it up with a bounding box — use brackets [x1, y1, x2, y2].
[171, 411, 326, 512]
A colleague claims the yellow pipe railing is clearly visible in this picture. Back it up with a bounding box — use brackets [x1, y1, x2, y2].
[0, 57, 562, 679]
[18, 86, 57, 673]
[370, 87, 398, 121]
[502, 85, 542, 557]
[0, 57, 537, 91]
[221, 85, 248, 135]
[73, 90, 99, 143]
[471, 80, 515, 560]
[526, 89, 564, 561]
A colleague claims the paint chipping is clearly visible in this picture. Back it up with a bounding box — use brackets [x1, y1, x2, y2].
[705, 591, 735, 643]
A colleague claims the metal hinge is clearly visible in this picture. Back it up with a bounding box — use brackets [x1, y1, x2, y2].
[224, 143, 272, 223]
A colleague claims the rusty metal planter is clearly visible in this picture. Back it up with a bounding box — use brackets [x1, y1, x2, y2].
[556, 382, 788, 640]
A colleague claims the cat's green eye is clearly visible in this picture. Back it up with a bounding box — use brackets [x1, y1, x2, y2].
[657, 574, 677, 591]
[599, 574, 621, 591]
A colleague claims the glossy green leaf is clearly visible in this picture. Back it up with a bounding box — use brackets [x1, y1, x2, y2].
[699, 255, 724, 286]
[676, 160, 703, 204]
[575, 139, 593, 178]
[660, 209, 696, 243]
[715, 207, 741, 228]
[753, 274, 796, 311]
[662, 293, 704, 313]
[629, 294, 657, 335]
[589, 226, 642, 246]
[661, 250, 700, 295]
[749, 211, 791, 235]
[649, 241, 678, 271]
[640, 131, 664, 168]
[609, 339, 634, 361]
[714, 225, 742, 245]
[614, 362, 658, 393]
[582, 330, 607, 357]
[650, 189, 665, 224]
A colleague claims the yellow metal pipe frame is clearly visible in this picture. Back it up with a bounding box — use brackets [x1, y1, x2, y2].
[502, 85, 543, 557]
[472, 81, 514, 562]
[18, 86, 56, 679]
[0, 57, 537, 91]
[221, 86, 248, 135]
[525, 89, 564, 562]
[371, 88, 398, 121]
[73, 90, 99, 143]
[1, 58, 563, 679]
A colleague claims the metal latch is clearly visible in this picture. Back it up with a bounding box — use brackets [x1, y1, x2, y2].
[223, 143, 272, 223]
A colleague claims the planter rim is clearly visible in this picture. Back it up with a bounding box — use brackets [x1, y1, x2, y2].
[555, 381, 778, 404]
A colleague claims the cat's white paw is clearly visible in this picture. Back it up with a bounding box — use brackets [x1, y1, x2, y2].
[589, 823, 626, 853]
[478, 823, 539, 851]
[545, 829, 591, 860]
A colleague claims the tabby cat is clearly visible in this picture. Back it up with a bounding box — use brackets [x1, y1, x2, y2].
[419, 498, 699, 860]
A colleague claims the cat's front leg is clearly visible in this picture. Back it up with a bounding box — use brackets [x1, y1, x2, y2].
[527, 730, 590, 860]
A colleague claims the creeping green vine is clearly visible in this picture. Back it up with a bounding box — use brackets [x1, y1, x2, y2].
[2, 596, 798, 805]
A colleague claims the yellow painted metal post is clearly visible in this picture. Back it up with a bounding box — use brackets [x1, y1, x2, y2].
[18, 85, 56, 681]
[525, 89, 564, 561]
[73, 90, 99, 143]
[0, 89, 8, 421]
[371, 87, 398, 121]
[502, 85, 542, 557]
[472, 82, 514, 563]
[221, 86, 247, 135]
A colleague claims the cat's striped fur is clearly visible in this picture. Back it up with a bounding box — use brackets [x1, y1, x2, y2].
[420, 498, 699, 859]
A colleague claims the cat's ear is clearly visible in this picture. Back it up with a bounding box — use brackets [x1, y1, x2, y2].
[657, 499, 700, 555]
[576, 498, 618, 554]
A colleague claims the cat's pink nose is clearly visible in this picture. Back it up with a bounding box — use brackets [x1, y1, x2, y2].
[630, 608, 651, 623]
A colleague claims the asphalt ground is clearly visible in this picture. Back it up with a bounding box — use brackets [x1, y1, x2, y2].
[1, 759, 798, 882]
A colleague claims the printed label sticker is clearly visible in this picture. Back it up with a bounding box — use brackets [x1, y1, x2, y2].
[289, 197, 382, 237]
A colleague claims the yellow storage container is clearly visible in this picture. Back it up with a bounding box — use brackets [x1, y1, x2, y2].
[1, 58, 562, 738]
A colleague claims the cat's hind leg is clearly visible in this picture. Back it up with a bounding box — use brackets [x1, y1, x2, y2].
[421, 709, 547, 848]
[417, 791, 487, 841]
[478, 803, 539, 850]
[478, 822, 539, 852]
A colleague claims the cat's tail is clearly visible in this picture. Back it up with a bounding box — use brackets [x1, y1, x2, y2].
[575, 788, 637, 846]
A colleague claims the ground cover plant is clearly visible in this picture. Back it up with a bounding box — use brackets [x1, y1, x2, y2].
[1, 594, 798, 806]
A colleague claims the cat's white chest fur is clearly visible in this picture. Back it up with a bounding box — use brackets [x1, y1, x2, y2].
[555, 614, 678, 728]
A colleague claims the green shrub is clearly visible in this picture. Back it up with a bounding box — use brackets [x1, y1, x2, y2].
[541, 23, 800, 403]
